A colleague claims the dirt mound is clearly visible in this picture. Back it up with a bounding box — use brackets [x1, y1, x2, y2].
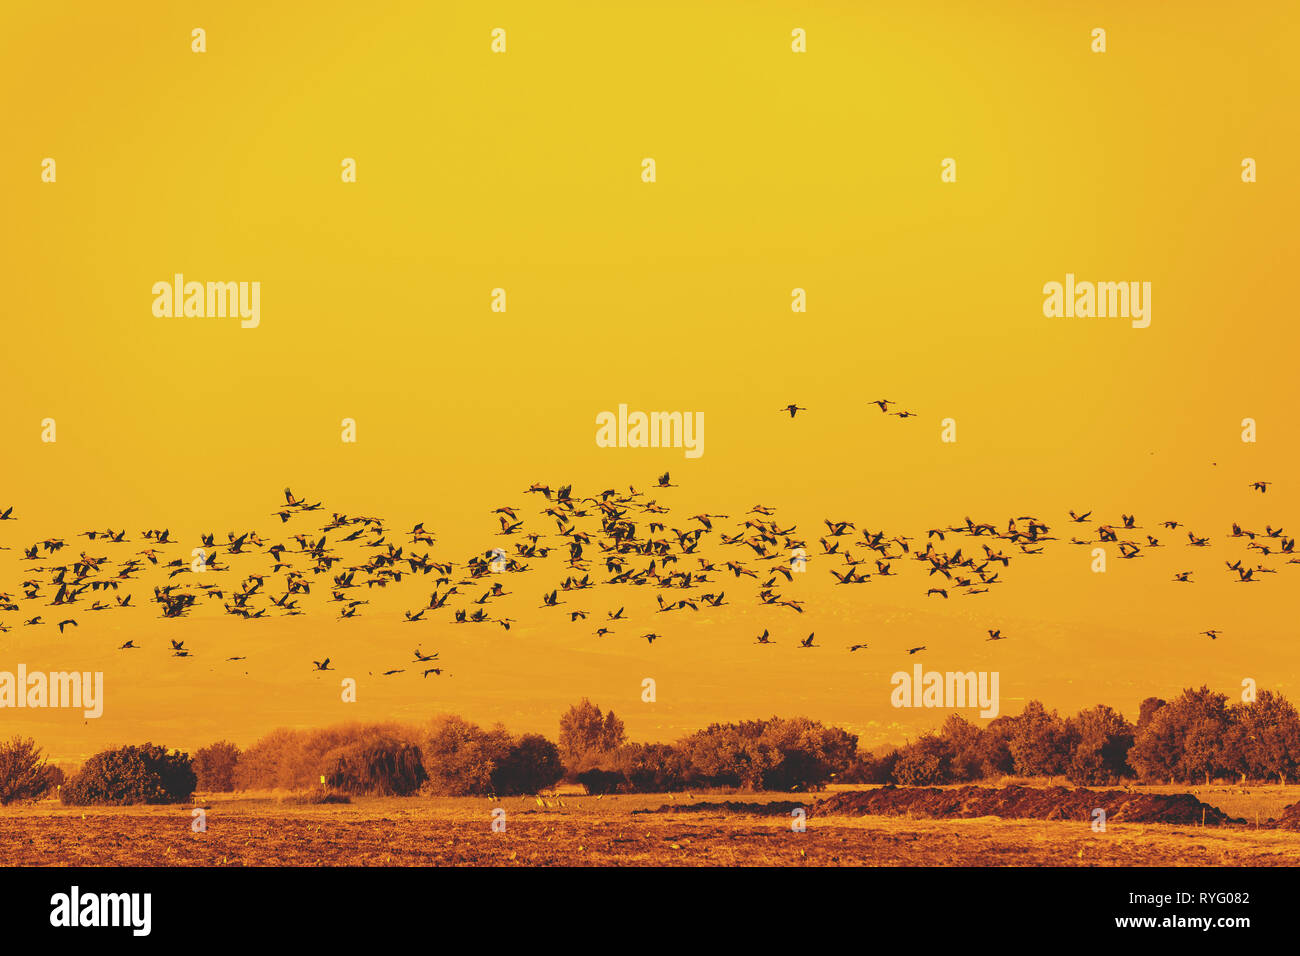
[636, 800, 805, 816]
[1271, 800, 1300, 830]
[813, 785, 1242, 826]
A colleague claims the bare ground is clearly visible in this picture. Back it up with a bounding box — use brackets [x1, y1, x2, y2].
[3, 788, 1300, 866]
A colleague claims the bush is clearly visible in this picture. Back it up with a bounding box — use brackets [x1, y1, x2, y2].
[233, 722, 420, 791]
[616, 743, 690, 792]
[491, 734, 564, 796]
[841, 748, 898, 784]
[61, 743, 196, 805]
[323, 738, 427, 796]
[0, 736, 58, 805]
[278, 791, 351, 805]
[193, 741, 241, 792]
[577, 769, 626, 794]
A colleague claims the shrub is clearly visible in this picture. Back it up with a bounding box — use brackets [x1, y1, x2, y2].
[577, 768, 626, 794]
[233, 722, 420, 791]
[323, 737, 427, 796]
[278, 791, 351, 805]
[0, 736, 58, 805]
[61, 743, 196, 805]
[841, 748, 898, 784]
[490, 734, 564, 796]
[616, 742, 690, 792]
[193, 741, 241, 792]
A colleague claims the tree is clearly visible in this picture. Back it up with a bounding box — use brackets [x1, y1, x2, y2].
[1007, 701, 1073, 777]
[1067, 705, 1134, 785]
[422, 715, 511, 795]
[232, 727, 302, 791]
[758, 717, 858, 791]
[1129, 686, 1229, 783]
[677, 717, 857, 791]
[939, 714, 986, 781]
[1136, 697, 1167, 735]
[0, 736, 57, 805]
[193, 741, 241, 792]
[679, 721, 778, 790]
[971, 716, 1016, 779]
[558, 699, 626, 774]
[892, 733, 955, 785]
[1226, 690, 1300, 783]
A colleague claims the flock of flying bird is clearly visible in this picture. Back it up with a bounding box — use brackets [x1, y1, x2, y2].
[0, 402, 1288, 679]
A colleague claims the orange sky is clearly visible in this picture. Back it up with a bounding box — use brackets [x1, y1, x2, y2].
[1, 1, 1297, 763]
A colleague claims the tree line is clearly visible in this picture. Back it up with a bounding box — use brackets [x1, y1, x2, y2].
[2, 686, 1297, 805]
[852, 687, 1300, 786]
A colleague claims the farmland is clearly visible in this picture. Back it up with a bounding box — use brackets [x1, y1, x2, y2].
[3, 785, 1300, 866]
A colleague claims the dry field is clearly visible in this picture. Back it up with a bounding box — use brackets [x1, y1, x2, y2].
[2, 784, 1300, 866]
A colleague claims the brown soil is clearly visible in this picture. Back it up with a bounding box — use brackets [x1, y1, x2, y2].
[657, 785, 1248, 826]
